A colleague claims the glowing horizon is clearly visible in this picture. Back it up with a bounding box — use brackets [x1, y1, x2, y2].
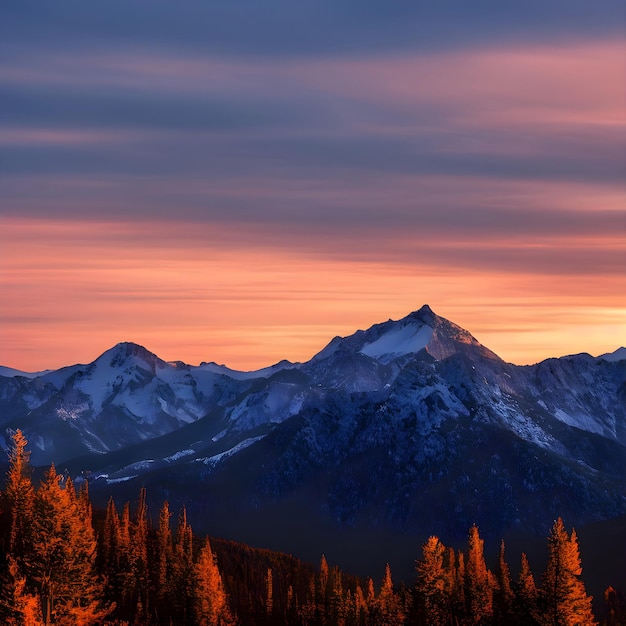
[1, 3, 624, 372]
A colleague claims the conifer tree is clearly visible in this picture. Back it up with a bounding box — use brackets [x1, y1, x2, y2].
[4, 429, 35, 559]
[493, 539, 515, 623]
[156, 500, 172, 601]
[448, 548, 466, 623]
[372, 563, 404, 626]
[515, 552, 540, 625]
[194, 538, 235, 626]
[354, 583, 368, 626]
[131, 487, 150, 621]
[465, 524, 493, 625]
[101, 498, 119, 580]
[603, 586, 626, 626]
[329, 564, 346, 625]
[28, 465, 109, 625]
[415, 535, 450, 625]
[540, 518, 596, 626]
[115, 500, 136, 618]
[172, 505, 195, 623]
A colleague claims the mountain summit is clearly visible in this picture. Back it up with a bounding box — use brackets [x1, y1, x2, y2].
[1, 306, 625, 575]
[312, 305, 498, 365]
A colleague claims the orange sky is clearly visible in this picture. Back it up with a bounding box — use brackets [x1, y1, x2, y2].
[1, 6, 625, 372]
[1, 216, 624, 372]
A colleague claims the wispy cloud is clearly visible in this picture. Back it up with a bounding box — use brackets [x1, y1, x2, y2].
[1, 1, 624, 370]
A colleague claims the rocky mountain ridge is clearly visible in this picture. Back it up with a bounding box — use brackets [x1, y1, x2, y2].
[1, 305, 625, 574]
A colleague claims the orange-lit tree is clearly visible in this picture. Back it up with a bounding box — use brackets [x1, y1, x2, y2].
[194, 538, 236, 625]
[540, 518, 596, 626]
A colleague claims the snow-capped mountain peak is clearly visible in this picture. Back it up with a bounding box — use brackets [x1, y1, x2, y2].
[359, 321, 434, 362]
[95, 341, 163, 372]
[1, 306, 625, 566]
[312, 304, 499, 365]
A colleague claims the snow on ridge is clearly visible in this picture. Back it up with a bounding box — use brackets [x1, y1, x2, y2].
[197, 361, 293, 380]
[360, 323, 433, 360]
[199, 435, 265, 465]
[107, 475, 138, 484]
[164, 449, 195, 462]
[0, 366, 52, 379]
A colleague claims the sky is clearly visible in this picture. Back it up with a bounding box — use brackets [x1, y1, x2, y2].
[1, 0, 625, 372]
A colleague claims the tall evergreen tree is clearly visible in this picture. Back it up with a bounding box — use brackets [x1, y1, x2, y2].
[465, 524, 493, 625]
[603, 586, 626, 626]
[28, 465, 109, 625]
[415, 535, 450, 625]
[372, 563, 404, 626]
[194, 538, 235, 626]
[329, 564, 346, 625]
[493, 539, 515, 623]
[131, 487, 150, 622]
[4, 430, 35, 559]
[172, 505, 195, 623]
[540, 518, 596, 626]
[516, 552, 540, 625]
[156, 500, 172, 602]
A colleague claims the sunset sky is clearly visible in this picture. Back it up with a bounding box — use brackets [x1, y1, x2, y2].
[1, 1, 625, 372]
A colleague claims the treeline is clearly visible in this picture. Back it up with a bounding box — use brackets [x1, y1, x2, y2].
[1, 430, 625, 625]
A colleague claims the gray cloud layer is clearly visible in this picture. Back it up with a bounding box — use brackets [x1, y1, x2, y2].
[1, 0, 624, 276]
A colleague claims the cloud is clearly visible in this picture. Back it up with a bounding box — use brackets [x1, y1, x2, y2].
[1, 1, 624, 370]
[3, 1, 623, 59]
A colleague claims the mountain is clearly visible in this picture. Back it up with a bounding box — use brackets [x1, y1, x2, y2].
[1, 305, 625, 581]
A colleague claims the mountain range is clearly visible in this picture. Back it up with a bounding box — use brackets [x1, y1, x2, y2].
[1, 305, 625, 583]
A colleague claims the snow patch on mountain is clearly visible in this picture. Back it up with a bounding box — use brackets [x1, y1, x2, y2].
[198, 360, 294, 380]
[199, 435, 265, 465]
[360, 323, 433, 362]
[553, 408, 606, 436]
[0, 366, 51, 379]
[164, 449, 195, 462]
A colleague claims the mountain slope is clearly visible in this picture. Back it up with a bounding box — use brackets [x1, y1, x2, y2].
[1, 305, 625, 578]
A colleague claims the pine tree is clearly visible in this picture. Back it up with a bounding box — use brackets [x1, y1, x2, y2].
[515, 552, 540, 625]
[172, 505, 195, 623]
[4, 429, 35, 559]
[318, 553, 330, 620]
[493, 539, 515, 623]
[415, 535, 449, 625]
[354, 583, 368, 626]
[329, 564, 346, 625]
[131, 487, 149, 622]
[156, 500, 172, 602]
[372, 563, 404, 626]
[115, 500, 136, 619]
[27, 465, 109, 625]
[603, 586, 626, 626]
[194, 538, 235, 626]
[540, 518, 596, 626]
[465, 524, 493, 625]
[453, 549, 467, 623]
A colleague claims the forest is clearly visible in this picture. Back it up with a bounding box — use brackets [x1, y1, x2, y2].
[0, 430, 624, 625]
